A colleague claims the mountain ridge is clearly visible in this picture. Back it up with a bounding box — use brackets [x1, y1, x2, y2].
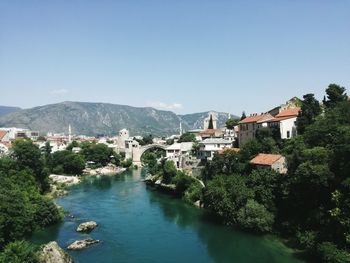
[0, 102, 237, 136]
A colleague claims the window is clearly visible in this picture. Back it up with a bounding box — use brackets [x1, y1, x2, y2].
[287, 131, 290, 138]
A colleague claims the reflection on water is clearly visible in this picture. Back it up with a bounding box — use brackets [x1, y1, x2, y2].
[31, 169, 304, 263]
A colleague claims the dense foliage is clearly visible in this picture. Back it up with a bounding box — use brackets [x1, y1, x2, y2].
[178, 132, 196, 143]
[0, 141, 62, 259]
[202, 84, 350, 262]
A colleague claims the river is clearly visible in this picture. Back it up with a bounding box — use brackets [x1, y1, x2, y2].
[32, 169, 304, 263]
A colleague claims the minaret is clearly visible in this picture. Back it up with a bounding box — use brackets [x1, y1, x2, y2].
[68, 124, 72, 144]
[179, 122, 183, 136]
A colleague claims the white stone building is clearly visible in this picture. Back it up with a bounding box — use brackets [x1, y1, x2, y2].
[198, 138, 232, 160]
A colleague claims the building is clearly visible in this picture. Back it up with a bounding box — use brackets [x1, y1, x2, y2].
[238, 113, 273, 146]
[0, 127, 39, 141]
[249, 153, 287, 174]
[166, 142, 194, 169]
[0, 130, 10, 143]
[117, 129, 130, 152]
[203, 112, 218, 129]
[267, 108, 300, 139]
[198, 138, 232, 161]
[199, 129, 224, 140]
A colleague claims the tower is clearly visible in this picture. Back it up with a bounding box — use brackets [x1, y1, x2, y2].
[179, 122, 183, 136]
[68, 124, 72, 144]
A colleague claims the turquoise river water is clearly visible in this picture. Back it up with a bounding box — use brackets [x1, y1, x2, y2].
[32, 169, 305, 263]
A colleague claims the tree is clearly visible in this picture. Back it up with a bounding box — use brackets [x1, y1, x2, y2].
[178, 132, 196, 143]
[240, 111, 247, 121]
[208, 115, 214, 129]
[296, 93, 321, 135]
[80, 143, 114, 166]
[324, 84, 348, 109]
[0, 240, 39, 263]
[226, 118, 239, 129]
[237, 199, 274, 233]
[51, 151, 85, 175]
[162, 160, 177, 184]
[11, 140, 47, 191]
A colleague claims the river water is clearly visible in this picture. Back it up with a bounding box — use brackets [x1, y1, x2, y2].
[32, 169, 304, 263]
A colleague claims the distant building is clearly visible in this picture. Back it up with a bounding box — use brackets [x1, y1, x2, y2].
[203, 112, 218, 130]
[267, 108, 301, 139]
[0, 127, 39, 141]
[238, 113, 274, 146]
[198, 138, 232, 161]
[166, 142, 194, 169]
[250, 153, 287, 174]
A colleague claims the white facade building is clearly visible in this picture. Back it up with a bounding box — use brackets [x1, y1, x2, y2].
[198, 138, 232, 160]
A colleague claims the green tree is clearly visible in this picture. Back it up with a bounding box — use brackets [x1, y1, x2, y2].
[0, 240, 39, 263]
[237, 199, 274, 233]
[11, 140, 48, 192]
[178, 132, 196, 143]
[296, 93, 321, 135]
[226, 118, 238, 129]
[324, 84, 348, 109]
[208, 115, 214, 129]
[80, 143, 113, 166]
[240, 111, 247, 121]
[162, 160, 177, 184]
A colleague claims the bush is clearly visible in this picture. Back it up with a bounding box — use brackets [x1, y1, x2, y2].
[183, 182, 203, 204]
[237, 199, 274, 233]
[317, 242, 350, 263]
[0, 240, 39, 263]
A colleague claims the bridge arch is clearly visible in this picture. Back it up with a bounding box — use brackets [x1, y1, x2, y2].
[132, 144, 167, 166]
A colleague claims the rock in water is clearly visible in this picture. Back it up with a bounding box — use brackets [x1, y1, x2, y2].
[67, 239, 100, 251]
[39, 241, 73, 263]
[76, 221, 98, 232]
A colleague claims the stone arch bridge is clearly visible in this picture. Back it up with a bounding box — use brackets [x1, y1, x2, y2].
[131, 144, 167, 166]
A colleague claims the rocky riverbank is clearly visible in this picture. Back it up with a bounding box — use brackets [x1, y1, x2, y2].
[83, 164, 126, 176]
[39, 241, 73, 263]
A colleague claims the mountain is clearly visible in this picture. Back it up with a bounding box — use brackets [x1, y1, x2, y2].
[0, 106, 21, 117]
[180, 111, 238, 130]
[0, 102, 235, 136]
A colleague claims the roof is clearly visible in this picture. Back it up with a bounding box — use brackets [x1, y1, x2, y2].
[239, 113, 273, 124]
[250, 153, 283, 166]
[0, 130, 8, 140]
[200, 129, 222, 135]
[275, 107, 300, 118]
[166, 142, 193, 151]
[218, 148, 240, 154]
[200, 138, 232, 144]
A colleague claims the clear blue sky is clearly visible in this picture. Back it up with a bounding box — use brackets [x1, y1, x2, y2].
[0, 0, 349, 115]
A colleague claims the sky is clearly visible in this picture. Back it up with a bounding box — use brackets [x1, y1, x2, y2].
[0, 0, 349, 115]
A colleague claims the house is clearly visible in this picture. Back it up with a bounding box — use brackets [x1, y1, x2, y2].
[0, 130, 10, 142]
[250, 153, 287, 174]
[267, 107, 300, 139]
[0, 127, 39, 141]
[199, 129, 224, 140]
[238, 113, 274, 146]
[198, 138, 232, 160]
[166, 142, 194, 169]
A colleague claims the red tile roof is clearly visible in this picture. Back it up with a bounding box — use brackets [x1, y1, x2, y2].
[239, 113, 272, 124]
[200, 129, 222, 135]
[0, 131, 8, 141]
[218, 148, 240, 154]
[250, 153, 283, 166]
[275, 107, 300, 118]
